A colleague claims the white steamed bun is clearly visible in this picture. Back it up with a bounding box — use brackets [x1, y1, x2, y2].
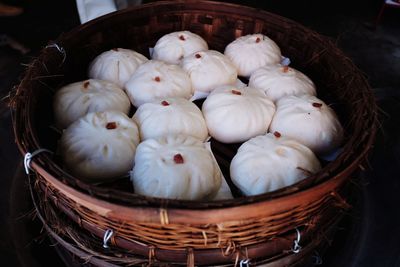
[131, 135, 222, 200]
[230, 132, 321, 196]
[152, 30, 208, 64]
[60, 111, 140, 182]
[202, 85, 275, 143]
[181, 50, 237, 93]
[53, 79, 130, 129]
[269, 95, 344, 156]
[133, 97, 208, 141]
[224, 33, 282, 77]
[88, 48, 148, 88]
[248, 63, 316, 102]
[125, 60, 193, 107]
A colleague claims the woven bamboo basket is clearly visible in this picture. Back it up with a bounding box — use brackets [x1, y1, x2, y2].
[12, 1, 377, 266]
[29, 173, 345, 267]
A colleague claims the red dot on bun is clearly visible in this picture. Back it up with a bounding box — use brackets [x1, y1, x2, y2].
[312, 102, 323, 108]
[161, 100, 170, 106]
[106, 122, 117, 129]
[83, 81, 90, 89]
[231, 90, 242, 95]
[173, 153, 184, 164]
[282, 65, 289, 73]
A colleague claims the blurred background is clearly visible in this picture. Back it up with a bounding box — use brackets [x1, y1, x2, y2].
[1, 0, 399, 266]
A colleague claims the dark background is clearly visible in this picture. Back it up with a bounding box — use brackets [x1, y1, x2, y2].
[1, 0, 400, 266]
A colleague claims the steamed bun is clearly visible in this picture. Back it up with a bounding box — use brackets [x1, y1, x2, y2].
[230, 133, 321, 196]
[133, 97, 208, 141]
[152, 31, 208, 65]
[224, 33, 282, 77]
[269, 95, 344, 156]
[53, 79, 130, 129]
[202, 85, 275, 143]
[248, 64, 316, 102]
[125, 60, 193, 107]
[131, 135, 222, 200]
[181, 50, 237, 93]
[88, 48, 148, 88]
[60, 111, 140, 181]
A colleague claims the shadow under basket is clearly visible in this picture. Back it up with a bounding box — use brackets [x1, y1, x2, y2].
[12, 1, 377, 266]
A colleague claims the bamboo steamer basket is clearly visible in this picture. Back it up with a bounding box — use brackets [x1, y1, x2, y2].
[28, 173, 346, 266]
[12, 1, 377, 266]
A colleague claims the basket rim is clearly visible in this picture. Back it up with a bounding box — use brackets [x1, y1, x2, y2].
[12, 0, 378, 211]
[31, 148, 357, 224]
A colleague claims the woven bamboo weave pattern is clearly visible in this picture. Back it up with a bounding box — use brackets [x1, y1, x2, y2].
[37, 175, 347, 250]
[33, 175, 345, 266]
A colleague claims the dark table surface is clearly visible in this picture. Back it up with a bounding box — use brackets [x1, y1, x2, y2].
[1, 0, 400, 266]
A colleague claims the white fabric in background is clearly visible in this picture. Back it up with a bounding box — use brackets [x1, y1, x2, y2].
[385, 0, 400, 6]
[76, 0, 117, 24]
